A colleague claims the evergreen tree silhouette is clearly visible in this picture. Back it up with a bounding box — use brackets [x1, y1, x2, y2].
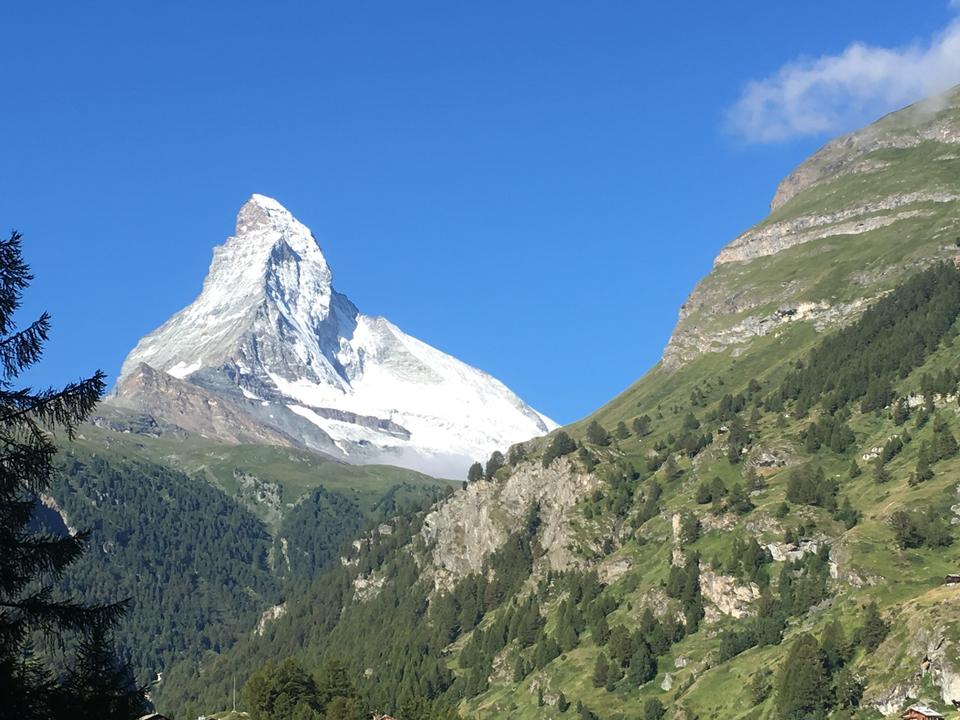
[0, 231, 145, 719]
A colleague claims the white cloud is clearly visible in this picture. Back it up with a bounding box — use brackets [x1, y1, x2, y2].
[727, 14, 960, 143]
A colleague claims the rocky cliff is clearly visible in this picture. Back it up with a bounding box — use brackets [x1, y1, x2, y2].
[421, 455, 602, 589]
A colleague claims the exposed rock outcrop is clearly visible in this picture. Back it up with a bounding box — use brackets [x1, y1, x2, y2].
[353, 571, 386, 602]
[255, 603, 287, 636]
[39, 494, 78, 537]
[663, 294, 871, 369]
[864, 592, 960, 713]
[420, 456, 601, 590]
[766, 540, 818, 563]
[235, 471, 283, 525]
[717, 194, 955, 265]
[111, 363, 300, 448]
[699, 569, 760, 620]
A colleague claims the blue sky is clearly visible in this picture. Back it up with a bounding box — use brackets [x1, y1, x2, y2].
[2, 1, 958, 424]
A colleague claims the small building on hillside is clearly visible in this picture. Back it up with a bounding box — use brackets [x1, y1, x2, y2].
[901, 705, 945, 720]
[944, 574, 960, 585]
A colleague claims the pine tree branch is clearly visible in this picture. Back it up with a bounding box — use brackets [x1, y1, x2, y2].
[0, 439, 59, 494]
[0, 313, 50, 382]
[0, 591, 129, 638]
[0, 531, 88, 597]
[0, 231, 34, 337]
[0, 372, 106, 437]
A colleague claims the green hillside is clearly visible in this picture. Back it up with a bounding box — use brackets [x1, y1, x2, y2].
[74, 416, 448, 530]
[154, 89, 960, 720]
[157, 264, 960, 720]
[43, 427, 453, 691]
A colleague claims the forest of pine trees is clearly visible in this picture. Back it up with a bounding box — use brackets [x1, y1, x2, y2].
[776, 262, 960, 415]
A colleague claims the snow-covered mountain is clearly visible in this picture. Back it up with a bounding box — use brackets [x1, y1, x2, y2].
[112, 194, 556, 477]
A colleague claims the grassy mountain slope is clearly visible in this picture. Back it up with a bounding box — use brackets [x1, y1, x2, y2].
[663, 86, 960, 371]
[163, 89, 960, 720]
[76, 412, 447, 530]
[459, 267, 960, 719]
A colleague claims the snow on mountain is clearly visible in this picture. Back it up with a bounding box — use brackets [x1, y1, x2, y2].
[115, 194, 556, 477]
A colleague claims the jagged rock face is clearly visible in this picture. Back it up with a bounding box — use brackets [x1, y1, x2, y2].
[112, 363, 302, 448]
[662, 85, 960, 370]
[114, 194, 556, 477]
[699, 569, 759, 620]
[420, 456, 602, 590]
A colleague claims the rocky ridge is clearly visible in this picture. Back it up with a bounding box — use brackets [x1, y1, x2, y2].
[662, 86, 960, 370]
[771, 88, 960, 212]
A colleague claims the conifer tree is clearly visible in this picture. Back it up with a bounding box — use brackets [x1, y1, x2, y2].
[727, 483, 754, 515]
[59, 623, 145, 720]
[744, 464, 762, 491]
[855, 602, 889, 651]
[316, 659, 356, 708]
[682, 412, 700, 430]
[892, 399, 909, 425]
[626, 641, 656, 686]
[484, 451, 504, 480]
[750, 668, 773, 705]
[833, 668, 864, 710]
[820, 619, 848, 673]
[542, 431, 577, 467]
[694, 481, 712, 504]
[872, 461, 891, 484]
[661, 454, 680, 481]
[709, 476, 727, 501]
[641, 698, 666, 720]
[586, 420, 610, 446]
[467, 462, 484, 483]
[533, 635, 560, 669]
[775, 633, 828, 720]
[592, 614, 610, 646]
[914, 442, 934, 484]
[607, 624, 632, 667]
[243, 658, 322, 720]
[507, 443, 526, 466]
[847, 458, 861, 479]
[0, 231, 144, 720]
[632, 415, 652, 436]
[591, 653, 609, 688]
[935, 421, 959, 460]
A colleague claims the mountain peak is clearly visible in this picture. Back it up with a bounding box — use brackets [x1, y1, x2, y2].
[235, 193, 297, 235]
[230, 194, 325, 260]
[115, 194, 555, 476]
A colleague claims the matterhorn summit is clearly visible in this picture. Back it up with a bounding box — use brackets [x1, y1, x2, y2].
[113, 194, 556, 476]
